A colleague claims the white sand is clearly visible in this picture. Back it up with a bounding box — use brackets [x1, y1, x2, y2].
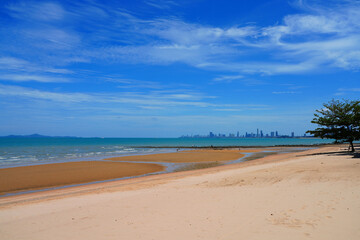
[0, 146, 359, 240]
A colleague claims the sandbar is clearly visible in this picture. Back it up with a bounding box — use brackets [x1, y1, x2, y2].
[0, 161, 164, 195]
[105, 149, 246, 163]
[1, 145, 359, 240]
[0, 149, 247, 195]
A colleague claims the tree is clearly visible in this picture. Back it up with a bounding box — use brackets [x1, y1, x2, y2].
[307, 99, 360, 152]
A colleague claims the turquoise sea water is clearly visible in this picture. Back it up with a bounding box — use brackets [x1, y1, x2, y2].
[0, 137, 334, 168]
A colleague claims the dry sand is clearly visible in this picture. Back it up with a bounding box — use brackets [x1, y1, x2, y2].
[0, 146, 359, 240]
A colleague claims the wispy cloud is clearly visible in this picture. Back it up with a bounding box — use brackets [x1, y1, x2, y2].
[0, 57, 72, 74]
[198, 61, 317, 75]
[0, 84, 93, 103]
[105, 77, 163, 89]
[0, 84, 271, 113]
[0, 84, 213, 107]
[0, 57, 73, 74]
[2, 0, 360, 79]
[22, 28, 81, 50]
[144, 0, 178, 9]
[111, 1, 360, 74]
[6, 2, 65, 21]
[0, 74, 71, 83]
[144, 19, 257, 46]
[213, 75, 244, 83]
[338, 88, 360, 92]
[272, 91, 300, 94]
[335, 87, 360, 96]
[214, 106, 272, 112]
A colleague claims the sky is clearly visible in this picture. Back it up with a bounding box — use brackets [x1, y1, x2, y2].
[0, 0, 359, 137]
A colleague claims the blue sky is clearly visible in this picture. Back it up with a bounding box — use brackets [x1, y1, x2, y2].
[0, 0, 359, 137]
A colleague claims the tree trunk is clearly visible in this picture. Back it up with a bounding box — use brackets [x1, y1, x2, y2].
[349, 141, 355, 152]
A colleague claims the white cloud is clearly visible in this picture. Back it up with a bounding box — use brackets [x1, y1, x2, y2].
[0, 84, 93, 103]
[213, 75, 244, 82]
[212, 75, 265, 85]
[7, 2, 65, 21]
[0, 84, 272, 112]
[0, 84, 213, 107]
[22, 28, 81, 50]
[3, 0, 360, 77]
[338, 88, 360, 92]
[198, 60, 317, 75]
[144, 0, 178, 9]
[107, 78, 163, 89]
[126, 1, 360, 73]
[335, 87, 360, 95]
[88, 2, 359, 74]
[0, 57, 72, 74]
[0, 74, 70, 83]
[145, 19, 257, 46]
[214, 106, 272, 112]
[272, 91, 299, 94]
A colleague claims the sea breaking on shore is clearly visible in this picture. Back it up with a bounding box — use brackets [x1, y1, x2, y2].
[0, 144, 359, 240]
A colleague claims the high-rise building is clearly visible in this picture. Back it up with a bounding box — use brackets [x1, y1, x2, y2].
[291, 132, 295, 138]
[275, 131, 279, 137]
[271, 132, 275, 137]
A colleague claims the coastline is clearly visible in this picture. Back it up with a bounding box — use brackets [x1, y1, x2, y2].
[127, 143, 335, 148]
[0, 161, 165, 195]
[0, 147, 306, 197]
[0, 145, 359, 240]
[0, 137, 337, 169]
[0, 148, 246, 196]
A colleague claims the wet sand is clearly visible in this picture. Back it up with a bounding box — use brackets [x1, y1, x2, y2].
[0, 149, 247, 195]
[1, 146, 359, 240]
[105, 149, 246, 163]
[0, 161, 164, 195]
[1, 145, 359, 240]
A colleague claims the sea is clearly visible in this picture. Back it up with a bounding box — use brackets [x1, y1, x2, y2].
[0, 137, 334, 168]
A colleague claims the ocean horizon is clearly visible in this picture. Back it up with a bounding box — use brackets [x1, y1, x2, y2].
[0, 137, 336, 168]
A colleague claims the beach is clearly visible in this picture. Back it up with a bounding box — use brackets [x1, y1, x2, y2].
[104, 148, 247, 163]
[0, 145, 359, 239]
[0, 161, 165, 194]
[0, 149, 247, 195]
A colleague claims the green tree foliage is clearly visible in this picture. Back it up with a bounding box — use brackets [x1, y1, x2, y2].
[307, 99, 360, 152]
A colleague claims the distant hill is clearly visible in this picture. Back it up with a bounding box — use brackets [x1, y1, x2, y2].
[0, 134, 78, 138]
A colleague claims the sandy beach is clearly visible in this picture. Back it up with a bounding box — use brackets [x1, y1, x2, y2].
[0, 149, 246, 195]
[0, 161, 165, 195]
[104, 149, 247, 163]
[0, 145, 359, 239]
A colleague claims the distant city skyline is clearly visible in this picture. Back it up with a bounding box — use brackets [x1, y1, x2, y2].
[181, 129, 307, 138]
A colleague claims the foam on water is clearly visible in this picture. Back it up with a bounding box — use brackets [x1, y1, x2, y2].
[0, 137, 335, 168]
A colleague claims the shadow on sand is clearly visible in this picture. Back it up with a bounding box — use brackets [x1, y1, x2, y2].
[297, 144, 360, 158]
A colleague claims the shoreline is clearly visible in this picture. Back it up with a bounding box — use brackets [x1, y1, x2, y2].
[0, 146, 305, 205]
[0, 145, 359, 240]
[0, 147, 310, 198]
[0, 161, 165, 196]
[0, 148, 246, 196]
[0, 146, 360, 240]
[0, 142, 341, 170]
[130, 143, 335, 148]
